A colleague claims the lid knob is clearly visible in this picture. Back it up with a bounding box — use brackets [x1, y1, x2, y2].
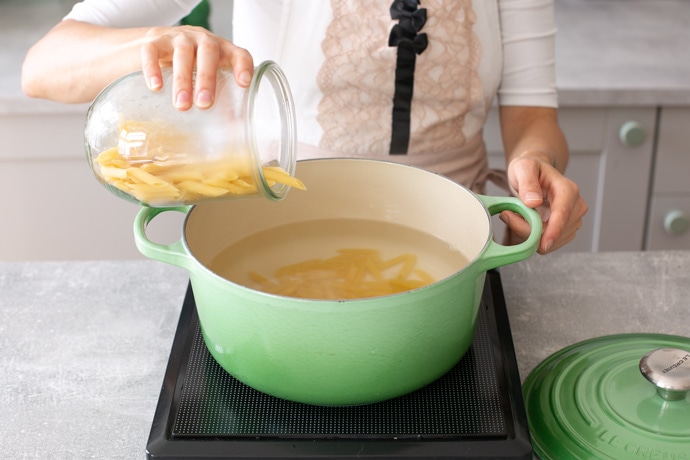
[639, 348, 690, 401]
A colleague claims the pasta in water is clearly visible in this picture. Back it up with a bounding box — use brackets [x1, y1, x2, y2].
[248, 248, 436, 300]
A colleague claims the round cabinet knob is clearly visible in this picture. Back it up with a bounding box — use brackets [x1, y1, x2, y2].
[619, 120, 647, 147]
[664, 210, 690, 236]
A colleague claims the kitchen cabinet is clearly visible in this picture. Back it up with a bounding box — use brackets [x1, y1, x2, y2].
[0, 110, 184, 261]
[0, 105, 677, 260]
[645, 108, 690, 250]
[3, 0, 690, 259]
[485, 106, 657, 252]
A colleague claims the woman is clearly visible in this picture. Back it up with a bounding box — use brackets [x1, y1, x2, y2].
[22, 0, 587, 254]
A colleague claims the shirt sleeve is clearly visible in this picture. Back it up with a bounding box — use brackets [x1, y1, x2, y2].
[64, 0, 202, 27]
[497, 0, 558, 108]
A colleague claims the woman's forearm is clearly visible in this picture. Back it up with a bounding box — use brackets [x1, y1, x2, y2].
[22, 19, 254, 110]
[22, 20, 150, 103]
[498, 105, 587, 254]
[499, 106, 569, 173]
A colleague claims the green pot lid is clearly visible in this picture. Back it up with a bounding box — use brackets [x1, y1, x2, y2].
[523, 334, 690, 460]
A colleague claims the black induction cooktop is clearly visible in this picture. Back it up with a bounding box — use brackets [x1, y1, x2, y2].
[146, 269, 532, 459]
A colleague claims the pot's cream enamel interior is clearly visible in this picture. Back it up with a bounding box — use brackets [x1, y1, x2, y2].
[184, 159, 492, 270]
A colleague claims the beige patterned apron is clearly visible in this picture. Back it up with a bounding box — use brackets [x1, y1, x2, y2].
[308, 0, 497, 194]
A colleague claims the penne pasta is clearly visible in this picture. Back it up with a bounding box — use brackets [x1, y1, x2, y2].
[93, 141, 305, 205]
[250, 248, 436, 300]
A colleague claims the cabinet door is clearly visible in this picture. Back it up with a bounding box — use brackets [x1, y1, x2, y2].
[646, 196, 690, 250]
[0, 113, 183, 261]
[645, 108, 690, 250]
[485, 107, 656, 252]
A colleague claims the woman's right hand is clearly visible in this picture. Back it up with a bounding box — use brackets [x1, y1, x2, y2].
[141, 25, 254, 111]
[23, 20, 255, 107]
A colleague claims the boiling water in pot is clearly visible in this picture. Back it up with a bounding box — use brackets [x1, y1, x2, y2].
[208, 218, 470, 299]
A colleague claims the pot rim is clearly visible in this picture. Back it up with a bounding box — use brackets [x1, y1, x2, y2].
[180, 158, 495, 304]
[182, 228, 483, 305]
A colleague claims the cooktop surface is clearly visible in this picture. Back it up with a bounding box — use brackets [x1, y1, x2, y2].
[146, 269, 531, 459]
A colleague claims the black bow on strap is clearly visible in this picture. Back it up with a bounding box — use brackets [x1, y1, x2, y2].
[390, 0, 422, 17]
[388, 0, 428, 155]
[388, 27, 428, 55]
[390, 1, 427, 33]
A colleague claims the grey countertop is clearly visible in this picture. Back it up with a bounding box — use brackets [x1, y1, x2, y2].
[1, 0, 690, 114]
[2, 250, 689, 458]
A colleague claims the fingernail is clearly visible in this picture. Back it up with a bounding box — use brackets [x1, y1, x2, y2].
[149, 76, 162, 91]
[195, 90, 213, 109]
[525, 192, 542, 203]
[543, 238, 554, 252]
[175, 90, 191, 109]
[238, 71, 252, 87]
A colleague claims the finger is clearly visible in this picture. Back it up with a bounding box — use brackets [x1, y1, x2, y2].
[509, 158, 544, 208]
[224, 43, 254, 87]
[539, 178, 581, 252]
[541, 196, 587, 253]
[499, 210, 533, 242]
[193, 38, 220, 109]
[171, 35, 196, 111]
[141, 41, 165, 91]
[541, 206, 568, 252]
[500, 209, 557, 255]
[541, 218, 578, 253]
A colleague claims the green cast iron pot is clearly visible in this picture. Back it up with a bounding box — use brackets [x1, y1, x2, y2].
[134, 158, 541, 406]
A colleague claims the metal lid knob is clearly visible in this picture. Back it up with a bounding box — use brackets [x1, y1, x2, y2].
[639, 348, 690, 401]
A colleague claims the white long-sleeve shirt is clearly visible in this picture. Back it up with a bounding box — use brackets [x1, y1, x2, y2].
[66, 0, 558, 190]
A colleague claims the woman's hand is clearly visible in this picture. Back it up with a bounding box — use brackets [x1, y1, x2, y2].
[498, 106, 588, 254]
[22, 20, 254, 108]
[502, 154, 588, 254]
[141, 25, 254, 110]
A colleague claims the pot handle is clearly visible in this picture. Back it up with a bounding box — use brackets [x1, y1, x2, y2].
[133, 206, 194, 270]
[474, 195, 543, 271]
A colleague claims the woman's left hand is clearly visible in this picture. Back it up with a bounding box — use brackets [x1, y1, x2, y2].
[501, 155, 588, 254]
